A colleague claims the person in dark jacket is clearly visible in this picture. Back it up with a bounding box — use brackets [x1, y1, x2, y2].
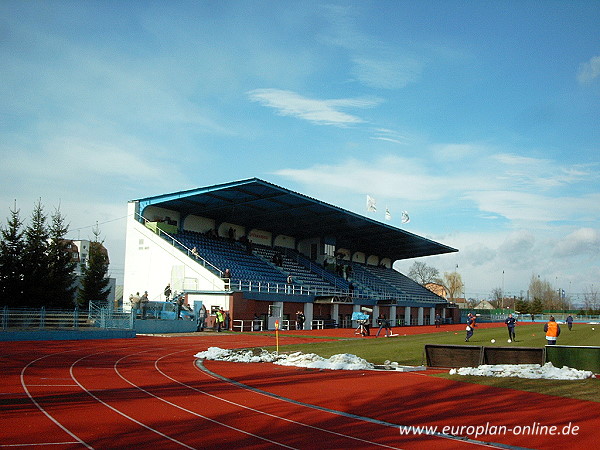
[504, 313, 517, 341]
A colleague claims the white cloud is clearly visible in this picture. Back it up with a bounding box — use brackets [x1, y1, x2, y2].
[319, 4, 424, 89]
[277, 149, 600, 226]
[432, 143, 483, 161]
[491, 153, 594, 190]
[464, 190, 600, 224]
[371, 128, 415, 145]
[247, 89, 381, 126]
[351, 55, 423, 89]
[553, 228, 600, 258]
[275, 155, 448, 201]
[577, 55, 600, 84]
[499, 230, 536, 255]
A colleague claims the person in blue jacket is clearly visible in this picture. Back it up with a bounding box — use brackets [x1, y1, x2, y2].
[566, 315, 574, 331]
[504, 313, 517, 341]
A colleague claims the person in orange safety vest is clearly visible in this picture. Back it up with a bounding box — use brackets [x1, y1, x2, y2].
[544, 316, 561, 345]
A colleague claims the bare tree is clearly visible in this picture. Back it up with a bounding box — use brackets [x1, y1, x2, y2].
[407, 261, 440, 286]
[528, 274, 571, 310]
[490, 287, 503, 309]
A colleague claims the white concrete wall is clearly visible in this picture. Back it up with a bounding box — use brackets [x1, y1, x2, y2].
[187, 292, 230, 312]
[143, 206, 180, 224]
[366, 255, 379, 266]
[123, 202, 225, 310]
[352, 252, 366, 263]
[274, 234, 295, 249]
[184, 215, 215, 234]
[380, 258, 392, 268]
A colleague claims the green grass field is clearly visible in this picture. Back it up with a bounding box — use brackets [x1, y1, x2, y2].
[263, 323, 600, 402]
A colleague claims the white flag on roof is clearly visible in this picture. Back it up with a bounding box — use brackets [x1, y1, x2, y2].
[366, 195, 377, 212]
[385, 207, 392, 221]
[401, 211, 410, 224]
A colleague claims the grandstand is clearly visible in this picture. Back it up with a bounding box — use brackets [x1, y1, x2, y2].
[123, 178, 458, 330]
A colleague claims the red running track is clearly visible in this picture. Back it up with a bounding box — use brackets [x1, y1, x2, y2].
[1, 330, 598, 449]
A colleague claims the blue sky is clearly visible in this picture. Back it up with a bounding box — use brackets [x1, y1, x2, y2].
[1, 1, 599, 300]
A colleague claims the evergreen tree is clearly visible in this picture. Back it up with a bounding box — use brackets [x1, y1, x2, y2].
[22, 200, 51, 307]
[530, 297, 544, 315]
[77, 228, 110, 306]
[514, 298, 530, 315]
[47, 208, 77, 308]
[0, 203, 25, 306]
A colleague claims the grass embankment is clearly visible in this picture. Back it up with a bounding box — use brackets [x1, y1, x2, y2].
[265, 323, 600, 402]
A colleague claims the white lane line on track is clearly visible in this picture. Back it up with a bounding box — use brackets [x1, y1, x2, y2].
[26, 384, 79, 387]
[69, 351, 196, 450]
[195, 360, 533, 450]
[111, 348, 298, 449]
[20, 350, 93, 450]
[153, 349, 404, 449]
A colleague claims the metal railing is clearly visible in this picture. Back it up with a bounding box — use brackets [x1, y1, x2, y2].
[232, 319, 264, 332]
[2, 306, 134, 331]
[461, 311, 600, 323]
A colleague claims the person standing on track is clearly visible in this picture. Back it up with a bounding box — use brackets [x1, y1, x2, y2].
[296, 310, 305, 330]
[375, 313, 392, 337]
[505, 313, 517, 341]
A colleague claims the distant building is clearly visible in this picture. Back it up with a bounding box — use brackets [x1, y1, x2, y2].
[474, 300, 495, 310]
[453, 297, 469, 309]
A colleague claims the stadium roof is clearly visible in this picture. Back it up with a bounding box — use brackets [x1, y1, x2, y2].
[135, 178, 457, 262]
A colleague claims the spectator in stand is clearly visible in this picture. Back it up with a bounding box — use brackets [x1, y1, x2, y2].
[130, 292, 141, 317]
[176, 294, 184, 319]
[164, 284, 172, 301]
[140, 291, 149, 319]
